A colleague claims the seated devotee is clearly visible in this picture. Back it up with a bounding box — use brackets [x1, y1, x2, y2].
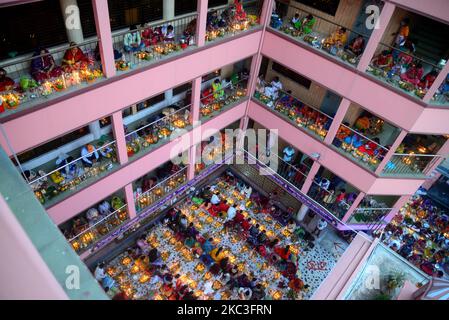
[233, 0, 247, 22]
[274, 245, 291, 261]
[30, 47, 63, 83]
[419, 70, 438, 90]
[81, 144, 100, 168]
[293, 14, 316, 35]
[161, 25, 175, 42]
[210, 246, 226, 262]
[123, 25, 145, 53]
[324, 27, 347, 52]
[202, 237, 214, 254]
[212, 78, 224, 100]
[137, 235, 150, 254]
[345, 35, 365, 57]
[372, 50, 394, 70]
[400, 62, 424, 86]
[358, 137, 381, 156]
[148, 248, 164, 269]
[270, 76, 283, 94]
[0, 68, 15, 92]
[343, 133, 363, 149]
[291, 13, 301, 27]
[62, 42, 90, 72]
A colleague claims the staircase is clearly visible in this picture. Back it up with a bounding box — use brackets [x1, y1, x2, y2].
[410, 15, 449, 69]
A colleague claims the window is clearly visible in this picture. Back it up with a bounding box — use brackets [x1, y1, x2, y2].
[272, 62, 312, 89]
[175, 0, 228, 16]
[78, 0, 97, 38]
[14, 126, 90, 164]
[146, 92, 166, 106]
[0, 0, 68, 59]
[173, 82, 191, 96]
[108, 0, 163, 31]
[296, 0, 340, 16]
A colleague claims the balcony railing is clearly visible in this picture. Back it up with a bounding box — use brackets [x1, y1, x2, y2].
[367, 42, 443, 102]
[67, 201, 129, 254]
[307, 179, 353, 220]
[0, 40, 103, 118]
[246, 145, 310, 190]
[134, 167, 188, 213]
[205, 0, 261, 44]
[270, 0, 370, 68]
[125, 104, 192, 162]
[200, 76, 248, 120]
[24, 137, 119, 208]
[112, 14, 198, 74]
[349, 207, 392, 225]
[254, 79, 333, 141]
[382, 153, 442, 177]
[332, 124, 390, 171]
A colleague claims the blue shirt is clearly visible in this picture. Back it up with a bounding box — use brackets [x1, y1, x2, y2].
[283, 147, 295, 162]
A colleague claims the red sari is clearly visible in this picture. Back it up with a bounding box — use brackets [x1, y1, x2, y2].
[62, 47, 90, 72]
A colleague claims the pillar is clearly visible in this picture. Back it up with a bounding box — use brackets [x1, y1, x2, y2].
[296, 203, 309, 222]
[341, 192, 366, 223]
[196, 0, 209, 47]
[92, 0, 116, 77]
[374, 129, 407, 175]
[323, 99, 351, 145]
[301, 161, 321, 194]
[124, 184, 137, 219]
[356, 2, 396, 72]
[163, 0, 175, 20]
[60, 0, 84, 44]
[111, 111, 128, 165]
[383, 195, 410, 223]
[187, 78, 202, 180]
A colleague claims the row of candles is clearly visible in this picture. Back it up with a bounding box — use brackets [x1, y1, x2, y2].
[0, 68, 103, 113]
[70, 208, 129, 252]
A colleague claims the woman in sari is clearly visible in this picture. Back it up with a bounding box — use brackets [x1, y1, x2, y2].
[30, 47, 63, 82]
[62, 42, 90, 72]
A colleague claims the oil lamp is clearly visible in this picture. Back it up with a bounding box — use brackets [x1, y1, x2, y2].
[130, 264, 140, 274]
[139, 272, 151, 283]
[121, 256, 132, 266]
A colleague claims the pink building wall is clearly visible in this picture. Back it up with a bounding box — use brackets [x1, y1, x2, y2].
[0, 30, 262, 155]
[0, 196, 68, 299]
[47, 101, 247, 224]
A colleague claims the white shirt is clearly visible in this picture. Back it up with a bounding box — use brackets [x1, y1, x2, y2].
[317, 220, 328, 230]
[271, 80, 283, 92]
[94, 267, 106, 281]
[211, 194, 220, 205]
[81, 146, 99, 165]
[227, 206, 237, 220]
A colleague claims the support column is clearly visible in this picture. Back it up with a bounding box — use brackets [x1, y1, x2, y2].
[301, 161, 321, 194]
[163, 0, 175, 20]
[422, 138, 449, 175]
[89, 121, 102, 140]
[296, 203, 310, 222]
[187, 145, 197, 181]
[187, 77, 202, 180]
[423, 62, 449, 103]
[240, 0, 274, 133]
[323, 99, 351, 145]
[60, 0, 84, 44]
[374, 129, 407, 175]
[196, 0, 209, 47]
[92, 0, 116, 77]
[383, 194, 410, 223]
[111, 111, 128, 165]
[124, 183, 137, 219]
[341, 192, 365, 223]
[357, 2, 396, 72]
